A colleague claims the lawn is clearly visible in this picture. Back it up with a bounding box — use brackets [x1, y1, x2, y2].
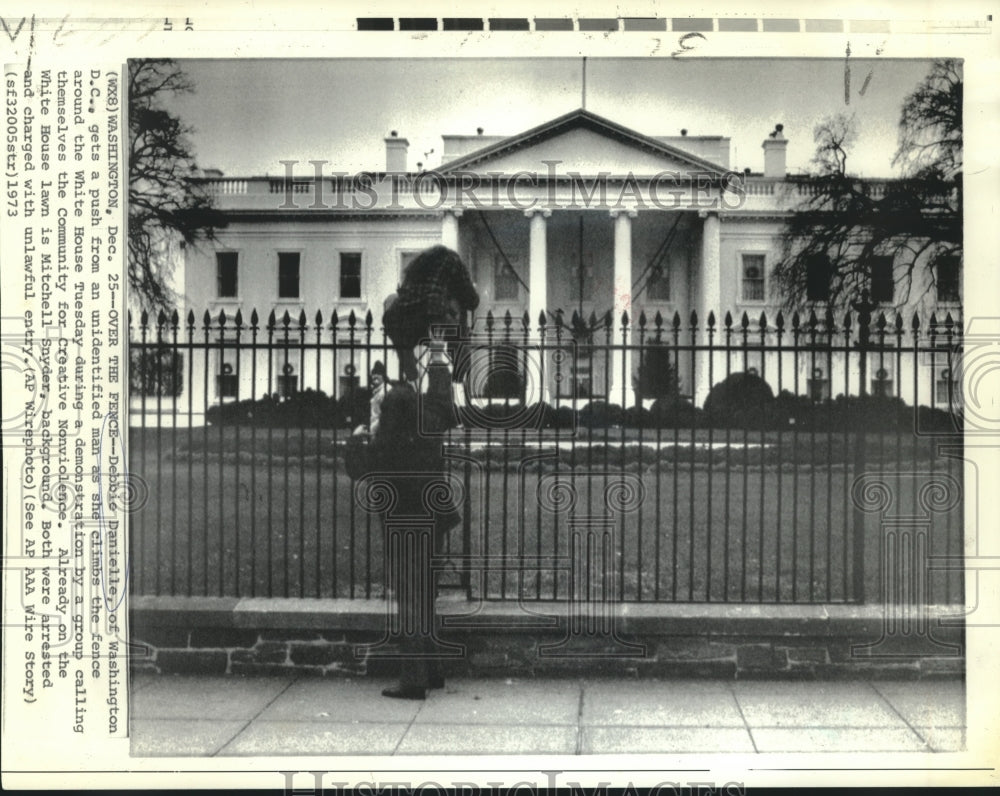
[127, 427, 964, 605]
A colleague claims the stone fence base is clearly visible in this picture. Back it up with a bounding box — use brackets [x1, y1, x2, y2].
[130, 597, 964, 680]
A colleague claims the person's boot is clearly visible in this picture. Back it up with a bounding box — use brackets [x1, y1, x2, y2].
[381, 685, 426, 700]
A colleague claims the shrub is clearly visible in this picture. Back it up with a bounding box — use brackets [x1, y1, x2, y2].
[207, 389, 343, 428]
[649, 395, 701, 429]
[624, 405, 653, 428]
[577, 401, 624, 428]
[704, 371, 776, 429]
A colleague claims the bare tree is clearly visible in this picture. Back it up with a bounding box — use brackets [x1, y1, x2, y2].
[128, 59, 225, 311]
[772, 60, 962, 312]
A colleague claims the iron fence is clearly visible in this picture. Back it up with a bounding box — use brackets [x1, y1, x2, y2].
[128, 306, 964, 605]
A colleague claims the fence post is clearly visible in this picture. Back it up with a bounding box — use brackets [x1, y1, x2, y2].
[852, 293, 874, 603]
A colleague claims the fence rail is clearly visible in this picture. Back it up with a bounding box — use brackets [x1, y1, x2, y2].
[128, 306, 964, 606]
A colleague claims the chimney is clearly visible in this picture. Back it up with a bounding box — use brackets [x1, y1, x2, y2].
[385, 130, 409, 172]
[762, 123, 787, 178]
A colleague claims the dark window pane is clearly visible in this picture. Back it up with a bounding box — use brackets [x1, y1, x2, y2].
[937, 258, 960, 302]
[494, 257, 519, 301]
[742, 254, 765, 301]
[340, 252, 362, 298]
[806, 255, 831, 302]
[278, 252, 300, 298]
[870, 256, 894, 303]
[647, 265, 671, 301]
[216, 252, 238, 298]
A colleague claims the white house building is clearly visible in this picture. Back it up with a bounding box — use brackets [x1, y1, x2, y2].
[132, 108, 961, 424]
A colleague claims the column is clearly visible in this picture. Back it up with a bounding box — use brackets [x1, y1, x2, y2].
[526, 208, 551, 404]
[610, 209, 637, 406]
[696, 209, 721, 406]
[526, 208, 550, 327]
[441, 207, 463, 251]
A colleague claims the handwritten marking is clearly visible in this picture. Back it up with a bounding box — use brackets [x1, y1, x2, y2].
[672, 31, 705, 57]
[0, 16, 27, 42]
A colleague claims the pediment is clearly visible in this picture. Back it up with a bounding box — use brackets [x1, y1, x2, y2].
[438, 109, 725, 180]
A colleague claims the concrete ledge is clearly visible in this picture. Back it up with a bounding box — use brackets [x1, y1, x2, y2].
[130, 596, 964, 679]
[131, 595, 965, 635]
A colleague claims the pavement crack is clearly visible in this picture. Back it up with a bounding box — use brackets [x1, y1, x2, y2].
[212, 674, 301, 757]
[870, 681, 931, 750]
[729, 681, 759, 753]
[392, 696, 425, 755]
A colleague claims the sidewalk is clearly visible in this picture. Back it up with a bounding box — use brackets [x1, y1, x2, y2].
[129, 674, 964, 756]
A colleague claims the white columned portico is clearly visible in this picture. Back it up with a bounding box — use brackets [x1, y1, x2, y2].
[441, 207, 463, 250]
[526, 208, 551, 405]
[696, 209, 721, 406]
[610, 208, 637, 405]
[525, 208, 551, 327]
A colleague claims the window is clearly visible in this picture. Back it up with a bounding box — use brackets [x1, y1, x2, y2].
[937, 257, 960, 303]
[934, 368, 962, 408]
[216, 362, 237, 398]
[646, 264, 671, 301]
[339, 252, 362, 299]
[807, 367, 829, 401]
[871, 365, 893, 397]
[806, 255, 831, 302]
[216, 252, 238, 298]
[494, 256, 520, 301]
[130, 349, 184, 397]
[278, 252, 300, 299]
[870, 256, 894, 304]
[741, 254, 765, 302]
